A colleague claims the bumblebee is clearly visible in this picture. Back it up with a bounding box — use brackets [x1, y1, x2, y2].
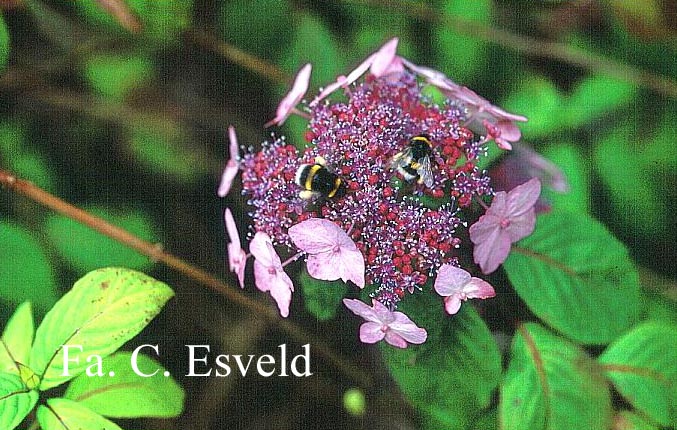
[390, 134, 435, 188]
[295, 156, 347, 200]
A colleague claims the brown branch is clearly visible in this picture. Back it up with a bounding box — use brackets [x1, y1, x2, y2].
[0, 169, 372, 388]
[343, 0, 677, 98]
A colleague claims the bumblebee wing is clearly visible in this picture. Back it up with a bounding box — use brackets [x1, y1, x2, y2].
[417, 156, 435, 188]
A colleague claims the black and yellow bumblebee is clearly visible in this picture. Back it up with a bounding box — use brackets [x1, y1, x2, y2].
[390, 134, 435, 188]
[295, 156, 347, 200]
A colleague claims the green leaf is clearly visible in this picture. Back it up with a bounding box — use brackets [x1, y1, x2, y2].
[45, 205, 157, 273]
[593, 125, 669, 236]
[614, 410, 661, 430]
[0, 303, 34, 376]
[299, 270, 348, 321]
[504, 211, 642, 344]
[598, 322, 677, 427]
[0, 372, 38, 430]
[219, 0, 293, 60]
[0, 120, 57, 193]
[470, 408, 497, 430]
[85, 54, 153, 101]
[382, 301, 501, 429]
[64, 352, 184, 418]
[502, 76, 563, 139]
[562, 75, 636, 128]
[434, 0, 492, 82]
[0, 15, 9, 71]
[282, 13, 345, 89]
[0, 222, 58, 312]
[540, 143, 590, 213]
[127, 122, 211, 183]
[500, 323, 612, 430]
[37, 398, 123, 430]
[29, 268, 173, 390]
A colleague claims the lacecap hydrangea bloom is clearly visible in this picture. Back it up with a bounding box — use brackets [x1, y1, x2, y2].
[220, 38, 543, 348]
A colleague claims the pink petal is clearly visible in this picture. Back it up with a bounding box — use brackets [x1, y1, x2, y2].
[249, 232, 275, 268]
[310, 38, 404, 107]
[265, 63, 311, 127]
[288, 218, 341, 253]
[434, 264, 472, 296]
[465, 278, 496, 300]
[497, 120, 522, 141]
[217, 126, 240, 197]
[473, 228, 512, 274]
[343, 298, 381, 323]
[506, 210, 537, 243]
[289, 219, 365, 288]
[513, 144, 569, 193]
[506, 178, 541, 217]
[224, 208, 241, 249]
[251, 235, 294, 317]
[370, 38, 402, 77]
[384, 330, 409, 348]
[224, 209, 247, 288]
[389, 314, 427, 345]
[360, 321, 387, 344]
[469, 211, 502, 245]
[443, 296, 463, 315]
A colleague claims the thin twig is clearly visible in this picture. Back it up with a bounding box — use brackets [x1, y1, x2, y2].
[0, 169, 372, 388]
[343, 0, 677, 98]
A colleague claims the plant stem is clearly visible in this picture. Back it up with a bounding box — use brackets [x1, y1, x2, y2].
[0, 169, 372, 388]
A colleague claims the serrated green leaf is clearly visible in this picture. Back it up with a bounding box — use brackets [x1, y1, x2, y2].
[500, 323, 612, 430]
[382, 303, 501, 429]
[299, 271, 348, 321]
[45, 205, 157, 272]
[614, 410, 660, 430]
[85, 54, 152, 101]
[562, 75, 636, 128]
[64, 352, 184, 418]
[504, 211, 642, 344]
[502, 76, 563, 139]
[0, 302, 34, 376]
[0, 222, 58, 312]
[0, 372, 38, 430]
[29, 268, 173, 390]
[219, 0, 293, 60]
[37, 398, 123, 430]
[540, 143, 590, 213]
[434, 0, 491, 82]
[0, 15, 9, 71]
[127, 122, 211, 183]
[598, 322, 677, 427]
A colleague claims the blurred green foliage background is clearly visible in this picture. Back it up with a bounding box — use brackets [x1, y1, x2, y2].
[0, 0, 675, 429]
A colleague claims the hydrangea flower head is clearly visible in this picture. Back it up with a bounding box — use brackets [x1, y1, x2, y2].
[222, 39, 538, 346]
